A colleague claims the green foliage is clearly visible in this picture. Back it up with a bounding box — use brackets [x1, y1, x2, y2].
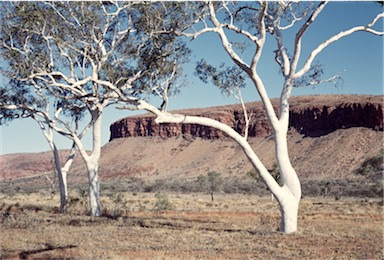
[246, 169, 260, 181]
[247, 163, 280, 184]
[103, 193, 130, 219]
[197, 171, 223, 201]
[67, 188, 89, 215]
[0, 1, 191, 125]
[355, 149, 383, 177]
[153, 193, 174, 211]
[269, 163, 281, 183]
[372, 180, 383, 195]
[195, 59, 247, 97]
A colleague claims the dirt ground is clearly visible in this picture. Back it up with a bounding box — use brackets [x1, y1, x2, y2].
[0, 192, 383, 259]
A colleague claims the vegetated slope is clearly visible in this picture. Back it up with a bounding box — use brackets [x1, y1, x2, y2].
[0, 95, 382, 193]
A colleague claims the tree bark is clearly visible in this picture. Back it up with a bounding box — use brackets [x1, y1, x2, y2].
[58, 169, 68, 212]
[71, 109, 103, 217]
[274, 130, 301, 200]
[277, 192, 299, 234]
[273, 111, 301, 233]
[84, 110, 103, 217]
[87, 163, 101, 217]
[51, 144, 68, 213]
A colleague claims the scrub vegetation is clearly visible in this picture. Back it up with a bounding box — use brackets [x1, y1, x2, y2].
[0, 192, 382, 259]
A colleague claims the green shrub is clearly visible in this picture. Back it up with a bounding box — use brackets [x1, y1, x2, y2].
[246, 163, 280, 184]
[371, 180, 383, 196]
[67, 188, 89, 215]
[153, 193, 174, 211]
[356, 149, 383, 177]
[102, 193, 129, 219]
[197, 171, 223, 201]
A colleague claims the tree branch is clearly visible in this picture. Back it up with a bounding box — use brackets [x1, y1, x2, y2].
[208, 2, 251, 73]
[295, 11, 384, 79]
[137, 99, 283, 197]
[291, 1, 328, 77]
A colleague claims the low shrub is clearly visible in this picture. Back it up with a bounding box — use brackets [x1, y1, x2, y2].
[355, 149, 383, 178]
[102, 193, 130, 219]
[153, 193, 174, 211]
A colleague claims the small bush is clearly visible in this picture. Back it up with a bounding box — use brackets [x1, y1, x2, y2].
[197, 171, 223, 201]
[67, 188, 89, 215]
[371, 180, 383, 196]
[246, 163, 280, 184]
[153, 193, 174, 211]
[103, 193, 130, 219]
[356, 149, 383, 177]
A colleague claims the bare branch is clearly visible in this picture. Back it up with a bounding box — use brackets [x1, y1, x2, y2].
[295, 11, 384, 79]
[278, 3, 309, 30]
[237, 87, 250, 140]
[250, 1, 268, 71]
[291, 1, 328, 77]
[307, 73, 344, 87]
[137, 99, 283, 196]
[208, 2, 251, 73]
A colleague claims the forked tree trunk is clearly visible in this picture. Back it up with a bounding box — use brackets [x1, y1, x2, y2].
[273, 97, 302, 233]
[78, 110, 103, 217]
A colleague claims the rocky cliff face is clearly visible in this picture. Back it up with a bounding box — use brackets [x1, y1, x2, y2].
[110, 95, 383, 140]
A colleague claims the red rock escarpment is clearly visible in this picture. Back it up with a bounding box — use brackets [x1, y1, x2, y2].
[110, 95, 383, 140]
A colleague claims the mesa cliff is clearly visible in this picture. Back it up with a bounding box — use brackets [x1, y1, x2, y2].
[110, 95, 383, 140]
[2, 95, 383, 196]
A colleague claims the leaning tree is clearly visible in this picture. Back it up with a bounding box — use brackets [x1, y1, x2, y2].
[137, 1, 384, 233]
[0, 1, 190, 216]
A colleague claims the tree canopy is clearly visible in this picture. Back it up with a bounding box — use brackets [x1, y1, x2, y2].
[0, 1, 191, 125]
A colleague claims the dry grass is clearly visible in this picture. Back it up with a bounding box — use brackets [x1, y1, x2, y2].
[0, 192, 383, 259]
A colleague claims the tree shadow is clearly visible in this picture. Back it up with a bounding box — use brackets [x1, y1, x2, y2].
[19, 243, 78, 259]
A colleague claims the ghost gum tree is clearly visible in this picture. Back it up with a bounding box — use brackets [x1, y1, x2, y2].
[138, 1, 384, 233]
[0, 83, 86, 213]
[0, 1, 190, 216]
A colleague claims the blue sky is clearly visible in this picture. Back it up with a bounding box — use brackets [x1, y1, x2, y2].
[0, 1, 383, 155]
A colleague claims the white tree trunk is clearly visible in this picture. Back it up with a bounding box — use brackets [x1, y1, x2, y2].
[57, 146, 76, 213]
[49, 139, 69, 213]
[274, 130, 301, 200]
[58, 169, 68, 212]
[273, 86, 301, 234]
[87, 162, 101, 217]
[274, 131, 300, 233]
[74, 109, 103, 217]
[277, 191, 299, 234]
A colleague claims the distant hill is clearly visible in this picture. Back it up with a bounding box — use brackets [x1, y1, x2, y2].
[1, 95, 382, 196]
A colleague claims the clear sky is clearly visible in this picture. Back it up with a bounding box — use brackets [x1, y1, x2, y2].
[0, 1, 383, 155]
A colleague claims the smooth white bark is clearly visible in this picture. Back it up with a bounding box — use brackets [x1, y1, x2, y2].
[277, 191, 300, 234]
[35, 117, 70, 213]
[52, 144, 68, 212]
[87, 163, 101, 217]
[72, 109, 103, 217]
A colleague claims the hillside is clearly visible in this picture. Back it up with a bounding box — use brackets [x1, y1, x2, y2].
[0, 95, 383, 196]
